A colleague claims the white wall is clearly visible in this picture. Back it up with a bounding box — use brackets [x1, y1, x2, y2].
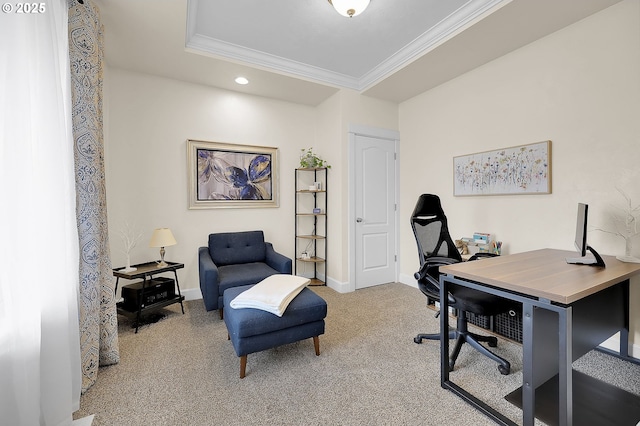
[315, 90, 399, 287]
[104, 1, 639, 346]
[398, 0, 640, 346]
[105, 69, 316, 300]
[104, 70, 398, 298]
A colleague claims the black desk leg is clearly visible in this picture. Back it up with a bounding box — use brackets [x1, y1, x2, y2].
[440, 277, 450, 387]
[522, 302, 535, 426]
[621, 279, 630, 358]
[596, 280, 640, 365]
[558, 307, 573, 426]
[439, 274, 515, 426]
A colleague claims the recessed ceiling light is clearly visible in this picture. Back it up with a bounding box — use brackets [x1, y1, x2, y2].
[235, 77, 249, 85]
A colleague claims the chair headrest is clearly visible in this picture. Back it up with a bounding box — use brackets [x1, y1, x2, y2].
[411, 194, 445, 221]
[410, 194, 462, 262]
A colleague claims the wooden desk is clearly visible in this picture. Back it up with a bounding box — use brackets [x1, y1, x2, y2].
[440, 249, 640, 426]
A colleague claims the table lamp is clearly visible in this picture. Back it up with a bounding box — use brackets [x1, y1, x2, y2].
[149, 228, 176, 267]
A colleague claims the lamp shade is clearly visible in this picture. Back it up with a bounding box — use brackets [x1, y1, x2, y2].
[149, 228, 177, 248]
[329, 0, 370, 17]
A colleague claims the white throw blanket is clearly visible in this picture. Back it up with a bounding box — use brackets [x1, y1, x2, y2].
[229, 275, 310, 317]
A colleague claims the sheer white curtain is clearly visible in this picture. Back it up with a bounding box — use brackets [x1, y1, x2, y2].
[0, 0, 82, 424]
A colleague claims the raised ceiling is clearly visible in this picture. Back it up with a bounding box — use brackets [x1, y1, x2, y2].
[95, 0, 621, 106]
[186, 0, 488, 90]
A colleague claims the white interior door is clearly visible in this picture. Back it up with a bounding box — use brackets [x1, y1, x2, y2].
[353, 134, 397, 289]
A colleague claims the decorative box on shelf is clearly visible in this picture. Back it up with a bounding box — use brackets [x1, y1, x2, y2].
[121, 277, 175, 311]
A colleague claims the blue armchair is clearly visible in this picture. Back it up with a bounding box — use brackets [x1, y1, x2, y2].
[198, 230, 292, 316]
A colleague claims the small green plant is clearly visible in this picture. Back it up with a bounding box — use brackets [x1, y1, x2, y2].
[299, 147, 331, 169]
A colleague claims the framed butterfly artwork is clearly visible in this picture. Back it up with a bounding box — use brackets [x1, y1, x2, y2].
[188, 139, 279, 209]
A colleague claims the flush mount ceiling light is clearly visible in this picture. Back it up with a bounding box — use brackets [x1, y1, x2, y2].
[234, 76, 249, 85]
[328, 0, 370, 18]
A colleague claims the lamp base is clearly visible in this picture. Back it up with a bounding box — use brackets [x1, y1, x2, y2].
[157, 246, 167, 267]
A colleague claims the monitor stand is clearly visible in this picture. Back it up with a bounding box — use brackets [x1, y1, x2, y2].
[566, 245, 606, 267]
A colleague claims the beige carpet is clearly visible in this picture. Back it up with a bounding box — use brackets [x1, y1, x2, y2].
[73, 283, 640, 425]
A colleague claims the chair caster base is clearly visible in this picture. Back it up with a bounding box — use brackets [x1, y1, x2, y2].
[487, 338, 498, 348]
[414, 337, 423, 344]
[498, 364, 510, 375]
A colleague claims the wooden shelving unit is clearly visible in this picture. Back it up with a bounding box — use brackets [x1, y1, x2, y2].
[295, 168, 327, 286]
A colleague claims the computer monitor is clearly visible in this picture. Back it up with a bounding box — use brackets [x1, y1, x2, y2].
[566, 203, 606, 267]
[575, 202, 589, 257]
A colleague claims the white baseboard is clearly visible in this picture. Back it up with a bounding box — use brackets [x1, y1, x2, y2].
[325, 276, 351, 293]
[73, 415, 94, 426]
[399, 273, 417, 288]
[181, 287, 203, 301]
[598, 334, 640, 358]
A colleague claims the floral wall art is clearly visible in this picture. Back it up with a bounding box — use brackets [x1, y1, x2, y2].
[453, 141, 551, 196]
[188, 140, 278, 208]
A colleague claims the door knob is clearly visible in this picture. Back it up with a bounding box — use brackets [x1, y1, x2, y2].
[356, 217, 363, 223]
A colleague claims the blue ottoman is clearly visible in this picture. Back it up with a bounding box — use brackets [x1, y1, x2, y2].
[223, 284, 327, 378]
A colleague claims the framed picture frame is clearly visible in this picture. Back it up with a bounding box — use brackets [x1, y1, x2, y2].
[453, 140, 551, 196]
[187, 139, 279, 209]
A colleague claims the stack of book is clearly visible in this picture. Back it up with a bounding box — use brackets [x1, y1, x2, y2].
[461, 233, 502, 255]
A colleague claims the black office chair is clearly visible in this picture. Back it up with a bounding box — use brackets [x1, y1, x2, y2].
[411, 194, 517, 375]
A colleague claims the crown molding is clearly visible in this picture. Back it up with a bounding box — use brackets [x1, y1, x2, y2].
[185, 0, 509, 92]
[185, 33, 361, 90]
[358, 0, 507, 90]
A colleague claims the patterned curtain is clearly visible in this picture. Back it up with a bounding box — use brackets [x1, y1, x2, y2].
[68, 0, 120, 393]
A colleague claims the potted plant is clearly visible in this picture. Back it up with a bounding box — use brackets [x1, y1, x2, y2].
[299, 148, 331, 169]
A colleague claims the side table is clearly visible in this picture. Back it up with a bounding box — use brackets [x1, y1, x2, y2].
[113, 261, 185, 333]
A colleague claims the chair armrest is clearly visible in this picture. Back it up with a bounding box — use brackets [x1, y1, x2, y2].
[413, 256, 459, 281]
[198, 246, 220, 311]
[265, 242, 292, 274]
[468, 252, 499, 261]
[414, 256, 459, 303]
